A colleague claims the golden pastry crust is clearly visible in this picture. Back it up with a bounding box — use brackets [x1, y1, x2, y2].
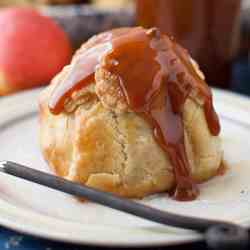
[40, 78, 175, 198]
[95, 67, 128, 113]
[39, 42, 223, 198]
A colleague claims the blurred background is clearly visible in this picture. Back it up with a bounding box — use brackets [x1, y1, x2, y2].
[0, 0, 250, 96]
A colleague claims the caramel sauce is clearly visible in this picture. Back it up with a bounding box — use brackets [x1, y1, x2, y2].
[216, 160, 228, 177]
[49, 27, 220, 201]
[49, 28, 132, 114]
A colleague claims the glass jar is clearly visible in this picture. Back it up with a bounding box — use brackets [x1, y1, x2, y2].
[136, 0, 242, 88]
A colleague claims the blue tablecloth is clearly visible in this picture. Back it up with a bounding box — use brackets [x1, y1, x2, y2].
[1, 57, 249, 250]
[0, 227, 86, 250]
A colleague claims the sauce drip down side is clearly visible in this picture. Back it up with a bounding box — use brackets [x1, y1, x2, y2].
[49, 27, 220, 201]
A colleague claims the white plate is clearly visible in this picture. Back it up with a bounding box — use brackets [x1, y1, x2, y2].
[1, 88, 250, 247]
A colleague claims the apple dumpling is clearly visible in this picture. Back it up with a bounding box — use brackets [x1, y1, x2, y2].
[39, 27, 223, 200]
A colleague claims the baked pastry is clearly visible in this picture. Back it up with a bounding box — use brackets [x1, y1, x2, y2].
[39, 27, 223, 200]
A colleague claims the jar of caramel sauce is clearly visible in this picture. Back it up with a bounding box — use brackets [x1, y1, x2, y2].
[136, 0, 242, 88]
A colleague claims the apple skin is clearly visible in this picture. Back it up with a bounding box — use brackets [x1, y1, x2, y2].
[0, 8, 72, 95]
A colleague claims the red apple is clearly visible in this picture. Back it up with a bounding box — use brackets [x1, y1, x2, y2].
[0, 8, 72, 95]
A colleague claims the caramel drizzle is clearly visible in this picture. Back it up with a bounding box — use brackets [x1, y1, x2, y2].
[49, 27, 220, 201]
